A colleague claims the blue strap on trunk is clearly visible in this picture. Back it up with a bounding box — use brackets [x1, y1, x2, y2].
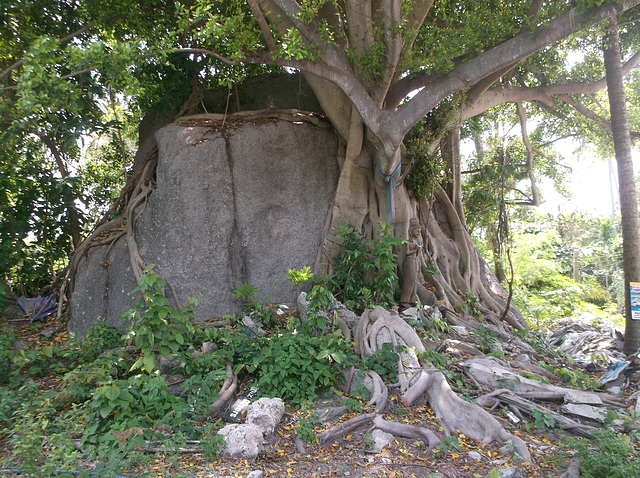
[375, 161, 401, 224]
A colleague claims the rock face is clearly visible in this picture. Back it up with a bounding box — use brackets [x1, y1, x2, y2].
[70, 115, 339, 337]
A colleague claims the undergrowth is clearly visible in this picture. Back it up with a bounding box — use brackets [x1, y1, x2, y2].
[0, 262, 388, 475]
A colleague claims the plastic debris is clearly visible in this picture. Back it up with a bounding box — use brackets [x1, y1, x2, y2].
[17, 292, 57, 322]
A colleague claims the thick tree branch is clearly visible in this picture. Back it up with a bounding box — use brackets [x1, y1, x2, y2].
[246, 0, 277, 52]
[373, 0, 403, 107]
[386, 0, 640, 142]
[0, 26, 88, 81]
[460, 48, 640, 120]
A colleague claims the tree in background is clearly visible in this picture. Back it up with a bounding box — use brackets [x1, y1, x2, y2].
[603, 16, 640, 354]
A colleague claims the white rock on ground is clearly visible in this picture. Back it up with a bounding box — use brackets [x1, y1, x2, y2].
[217, 397, 285, 461]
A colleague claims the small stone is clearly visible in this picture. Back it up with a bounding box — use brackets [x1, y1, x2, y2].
[517, 354, 530, 363]
[246, 471, 263, 478]
[202, 342, 217, 354]
[39, 327, 56, 338]
[246, 398, 285, 437]
[371, 429, 394, 452]
[401, 307, 418, 316]
[494, 466, 520, 478]
[12, 340, 28, 351]
[218, 424, 265, 460]
[468, 451, 482, 462]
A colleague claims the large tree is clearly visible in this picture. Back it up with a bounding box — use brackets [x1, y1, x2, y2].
[603, 16, 640, 354]
[3, 0, 640, 461]
[170, 0, 640, 330]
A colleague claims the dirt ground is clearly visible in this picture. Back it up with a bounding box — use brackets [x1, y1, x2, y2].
[0, 308, 623, 478]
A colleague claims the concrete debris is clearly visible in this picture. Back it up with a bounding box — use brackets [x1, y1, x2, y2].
[218, 397, 285, 461]
[546, 314, 640, 392]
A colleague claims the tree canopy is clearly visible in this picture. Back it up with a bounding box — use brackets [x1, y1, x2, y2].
[1, 0, 639, 301]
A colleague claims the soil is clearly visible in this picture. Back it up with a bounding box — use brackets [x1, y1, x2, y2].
[0, 306, 625, 478]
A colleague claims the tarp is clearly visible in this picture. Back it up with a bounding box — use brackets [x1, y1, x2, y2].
[17, 292, 57, 322]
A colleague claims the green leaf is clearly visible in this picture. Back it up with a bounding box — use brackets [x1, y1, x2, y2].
[143, 353, 156, 372]
[100, 403, 113, 419]
[105, 385, 121, 401]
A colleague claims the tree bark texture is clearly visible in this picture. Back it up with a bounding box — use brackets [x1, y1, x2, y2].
[603, 17, 640, 355]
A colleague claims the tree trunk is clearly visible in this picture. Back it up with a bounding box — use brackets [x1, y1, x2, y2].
[603, 18, 640, 355]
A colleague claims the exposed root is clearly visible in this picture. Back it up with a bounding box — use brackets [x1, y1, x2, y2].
[365, 371, 388, 413]
[207, 363, 237, 417]
[316, 413, 375, 447]
[355, 306, 532, 462]
[372, 416, 440, 451]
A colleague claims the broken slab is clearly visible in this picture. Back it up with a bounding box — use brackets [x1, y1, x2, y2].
[561, 403, 608, 422]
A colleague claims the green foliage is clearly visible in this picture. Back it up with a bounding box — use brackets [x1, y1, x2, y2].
[360, 343, 401, 382]
[330, 223, 405, 311]
[233, 282, 258, 303]
[460, 291, 482, 318]
[531, 409, 556, 429]
[246, 330, 353, 404]
[303, 278, 338, 333]
[434, 435, 461, 454]
[560, 428, 640, 478]
[295, 406, 318, 444]
[506, 215, 624, 330]
[405, 118, 448, 201]
[549, 366, 600, 390]
[233, 282, 278, 329]
[123, 267, 197, 373]
[288, 266, 314, 287]
[471, 325, 499, 354]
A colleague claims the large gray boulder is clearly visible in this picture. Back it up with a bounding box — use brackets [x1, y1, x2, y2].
[69, 114, 339, 337]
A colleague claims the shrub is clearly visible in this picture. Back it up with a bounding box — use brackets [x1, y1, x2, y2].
[330, 223, 405, 311]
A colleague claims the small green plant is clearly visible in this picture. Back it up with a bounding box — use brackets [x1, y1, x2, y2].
[351, 372, 371, 400]
[550, 366, 600, 390]
[241, 330, 354, 404]
[304, 279, 337, 333]
[531, 409, 555, 429]
[504, 438, 524, 461]
[460, 290, 482, 318]
[233, 282, 258, 303]
[560, 428, 640, 478]
[361, 343, 401, 382]
[288, 266, 314, 287]
[233, 282, 278, 328]
[418, 305, 449, 340]
[422, 263, 441, 276]
[330, 223, 405, 310]
[342, 397, 363, 413]
[434, 435, 461, 454]
[295, 406, 318, 444]
[471, 324, 499, 354]
[122, 267, 197, 373]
